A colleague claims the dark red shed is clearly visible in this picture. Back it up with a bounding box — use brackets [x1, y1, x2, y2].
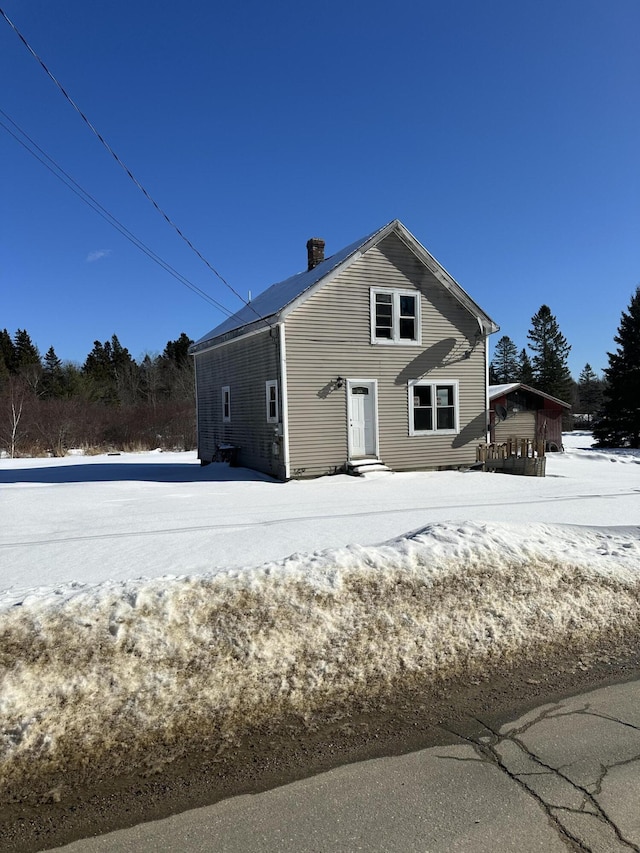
[489, 383, 571, 451]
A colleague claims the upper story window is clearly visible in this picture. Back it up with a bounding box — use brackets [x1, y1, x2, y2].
[370, 288, 421, 344]
[221, 385, 231, 423]
[408, 380, 459, 435]
[265, 380, 279, 423]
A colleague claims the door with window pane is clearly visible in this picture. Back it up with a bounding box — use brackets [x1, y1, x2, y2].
[348, 380, 377, 457]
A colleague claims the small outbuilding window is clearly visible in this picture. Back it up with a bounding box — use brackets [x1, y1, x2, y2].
[408, 380, 459, 435]
[266, 380, 279, 423]
[370, 288, 421, 345]
[221, 385, 231, 423]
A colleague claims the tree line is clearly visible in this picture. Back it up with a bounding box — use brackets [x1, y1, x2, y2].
[0, 330, 195, 457]
[489, 292, 640, 448]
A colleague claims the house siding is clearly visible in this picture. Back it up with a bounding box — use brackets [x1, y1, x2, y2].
[540, 409, 564, 449]
[495, 411, 537, 443]
[194, 328, 285, 478]
[284, 232, 488, 477]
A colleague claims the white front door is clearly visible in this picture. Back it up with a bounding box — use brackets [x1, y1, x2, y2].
[348, 380, 377, 458]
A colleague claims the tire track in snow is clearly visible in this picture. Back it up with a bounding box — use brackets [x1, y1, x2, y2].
[1, 489, 639, 549]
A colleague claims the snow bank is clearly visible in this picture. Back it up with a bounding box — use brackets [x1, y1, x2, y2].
[2, 521, 639, 804]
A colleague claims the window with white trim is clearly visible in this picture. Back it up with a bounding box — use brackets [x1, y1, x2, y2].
[221, 385, 231, 423]
[370, 288, 421, 344]
[265, 380, 278, 423]
[408, 380, 459, 435]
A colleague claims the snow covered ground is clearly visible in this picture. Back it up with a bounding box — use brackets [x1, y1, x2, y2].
[1, 432, 639, 602]
[1, 433, 639, 802]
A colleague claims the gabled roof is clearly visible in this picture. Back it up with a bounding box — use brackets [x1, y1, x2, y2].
[191, 219, 499, 354]
[489, 383, 521, 398]
[489, 383, 571, 409]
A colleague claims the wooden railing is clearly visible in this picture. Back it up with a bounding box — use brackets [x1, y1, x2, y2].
[477, 437, 545, 463]
[477, 438, 546, 476]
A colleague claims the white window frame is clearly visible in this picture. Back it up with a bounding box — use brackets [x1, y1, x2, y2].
[408, 379, 459, 436]
[370, 287, 421, 345]
[221, 385, 231, 423]
[265, 379, 279, 423]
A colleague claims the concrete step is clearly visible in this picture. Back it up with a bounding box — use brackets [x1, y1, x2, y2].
[347, 459, 391, 476]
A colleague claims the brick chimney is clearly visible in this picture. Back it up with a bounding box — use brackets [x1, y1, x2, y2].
[306, 237, 325, 271]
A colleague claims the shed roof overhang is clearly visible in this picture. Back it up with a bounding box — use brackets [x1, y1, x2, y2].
[489, 383, 571, 409]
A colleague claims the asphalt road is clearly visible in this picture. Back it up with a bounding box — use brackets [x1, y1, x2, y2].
[52, 679, 640, 853]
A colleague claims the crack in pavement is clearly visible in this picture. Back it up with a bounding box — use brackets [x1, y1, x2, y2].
[572, 707, 640, 734]
[587, 762, 609, 798]
[515, 701, 640, 735]
[443, 722, 590, 852]
[553, 804, 600, 817]
[484, 718, 640, 852]
[443, 711, 640, 853]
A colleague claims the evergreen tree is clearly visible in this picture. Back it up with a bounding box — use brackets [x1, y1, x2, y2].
[109, 334, 134, 375]
[160, 333, 194, 401]
[83, 338, 118, 404]
[593, 287, 640, 448]
[140, 354, 162, 408]
[162, 333, 193, 367]
[576, 363, 604, 423]
[13, 329, 41, 370]
[83, 340, 111, 391]
[526, 305, 572, 400]
[490, 336, 519, 384]
[109, 335, 140, 405]
[0, 329, 16, 375]
[83, 335, 138, 405]
[517, 348, 535, 385]
[41, 346, 65, 399]
[0, 350, 8, 386]
[61, 361, 83, 398]
[13, 329, 42, 393]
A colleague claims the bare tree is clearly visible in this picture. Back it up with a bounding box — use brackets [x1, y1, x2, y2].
[34, 399, 82, 457]
[1, 376, 28, 457]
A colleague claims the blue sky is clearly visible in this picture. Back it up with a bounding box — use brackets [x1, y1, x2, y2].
[1, 0, 638, 376]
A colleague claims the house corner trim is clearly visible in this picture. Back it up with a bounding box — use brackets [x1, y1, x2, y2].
[278, 322, 291, 479]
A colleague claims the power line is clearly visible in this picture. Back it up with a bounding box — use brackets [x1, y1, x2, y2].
[0, 108, 237, 318]
[0, 5, 266, 324]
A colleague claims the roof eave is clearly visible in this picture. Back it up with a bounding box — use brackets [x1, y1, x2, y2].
[392, 222, 499, 336]
[189, 315, 275, 355]
[489, 382, 571, 409]
[518, 383, 572, 408]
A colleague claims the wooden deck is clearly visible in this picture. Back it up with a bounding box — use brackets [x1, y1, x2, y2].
[477, 438, 546, 476]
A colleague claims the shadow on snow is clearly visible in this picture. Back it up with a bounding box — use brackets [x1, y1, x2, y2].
[0, 461, 277, 486]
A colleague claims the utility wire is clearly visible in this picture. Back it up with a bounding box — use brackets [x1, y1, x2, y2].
[0, 108, 237, 318]
[0, 6, 266, 324]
